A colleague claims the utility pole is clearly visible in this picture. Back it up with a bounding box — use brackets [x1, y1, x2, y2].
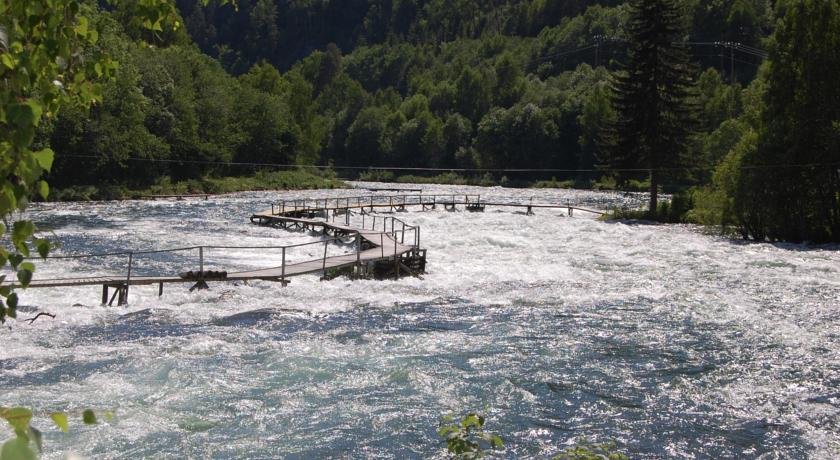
[593, 34, 603, 67]
[730, 42, 736, 85]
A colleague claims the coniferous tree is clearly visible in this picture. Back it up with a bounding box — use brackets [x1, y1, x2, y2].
[734, 0, 840, 242]
[604, 0, 696, 214]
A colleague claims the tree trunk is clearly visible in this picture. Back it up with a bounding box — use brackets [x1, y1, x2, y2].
[648, 169, 658, 217]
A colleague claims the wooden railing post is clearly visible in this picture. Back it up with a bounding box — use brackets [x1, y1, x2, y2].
[199, 246, 204, 273]
[393, 232, 399, 278]
[355, 232, 361, 267]
[281, 247, 286, 285]
[401, 222, 405, 243]
[122, 251, 133, 306]
[322, 239, 329, 278]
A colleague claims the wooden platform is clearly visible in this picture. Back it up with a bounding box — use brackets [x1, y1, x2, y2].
[6, 206, 425, 305]
[6, 192, 605, 306]
[139, 194, 211, 200]
[267, 193, 605, 216]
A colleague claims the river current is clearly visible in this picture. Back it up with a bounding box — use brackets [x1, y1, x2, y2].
[1, 183, 838, 458]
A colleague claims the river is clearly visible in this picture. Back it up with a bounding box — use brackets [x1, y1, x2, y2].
[1, 184, 838, 458]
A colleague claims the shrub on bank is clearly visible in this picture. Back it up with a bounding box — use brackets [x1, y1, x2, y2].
[47, 170, 345, 201]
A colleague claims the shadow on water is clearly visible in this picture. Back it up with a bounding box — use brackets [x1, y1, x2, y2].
[34, 214, 122, 232]
[0, 357, 123, 387]
[71, 308, 204, 343]
[717, 235, 840, 253]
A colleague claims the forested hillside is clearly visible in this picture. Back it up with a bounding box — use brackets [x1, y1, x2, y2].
[42, 0, 771, 195]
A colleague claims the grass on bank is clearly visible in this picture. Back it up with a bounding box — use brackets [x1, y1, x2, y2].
[357, 169, 652, 192]
[50, 169, 346, 201]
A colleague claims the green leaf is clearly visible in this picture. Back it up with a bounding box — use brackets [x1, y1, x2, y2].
[0, 53, 15, 70]
[16, 268, 32, 287]
[7, 293, 18, 309]
[0, 437, 36, 460]
[461, 413, 482, 429]
[50, 412, 69, 432]
[7, 100, 44, 129]
[27, 427, 42, 453]
[1, 407, 33, 436]
[35, 239, 50, 259]
[11, 221, 35, 245]
[32, 149, 54, 172]
[7, 254, 23, 270]
[82, 409, 97, 425]
[0, 186, 17, 213]
[489, 435, 504, 449]
[74, 16, 88, 37]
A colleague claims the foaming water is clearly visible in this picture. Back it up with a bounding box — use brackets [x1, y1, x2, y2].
[2, 183, 839, 458]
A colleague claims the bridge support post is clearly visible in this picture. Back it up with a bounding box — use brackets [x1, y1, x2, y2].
[321, 239, 329, 280]
[122, 252, 133, 305]
[189, 280, 209, 291]
[393, 233, 399, 279]
[102, 285, 108, 305]
[118, 284, 128, 305]
[281, 247, 286, 286]
[355, 232, 361, 273]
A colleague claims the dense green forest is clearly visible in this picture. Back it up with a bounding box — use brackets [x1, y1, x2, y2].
[36, 0, 840, 242]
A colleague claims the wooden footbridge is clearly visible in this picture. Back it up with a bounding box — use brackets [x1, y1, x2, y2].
[3, 193, 602, 306]
[265, 193, 606, 217]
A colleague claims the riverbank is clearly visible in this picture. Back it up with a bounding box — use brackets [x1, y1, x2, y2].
[49, 169, 347, 201]
[356, 169, 652, 192]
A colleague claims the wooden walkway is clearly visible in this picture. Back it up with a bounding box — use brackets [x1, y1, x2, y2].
[5, 192, 604, 305]
[5, 206, 424, 305]
[267, 193, 606, 216]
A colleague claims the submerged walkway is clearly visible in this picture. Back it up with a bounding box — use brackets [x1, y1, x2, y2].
[5, 203, 424, 305]
[4, 193, 600, 305]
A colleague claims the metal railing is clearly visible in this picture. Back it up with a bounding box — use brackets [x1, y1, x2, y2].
[270, 193, 482, 216]
[15, 237, 356, 286]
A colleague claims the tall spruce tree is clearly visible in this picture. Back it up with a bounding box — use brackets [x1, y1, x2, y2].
[605, 0, 696, 214]
[734, 0, 840, 243]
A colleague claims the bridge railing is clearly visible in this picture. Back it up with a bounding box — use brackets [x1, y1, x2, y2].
[353, 212, 419, 248]
[268, 193, 608, 217]
[13, 236, 361, 287]
[269, 193, 482, 215]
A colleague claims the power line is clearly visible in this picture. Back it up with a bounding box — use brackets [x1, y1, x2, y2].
[534, 43, 597, 62]
[537, 39, 769, 66]
[56, 154, 840, 173]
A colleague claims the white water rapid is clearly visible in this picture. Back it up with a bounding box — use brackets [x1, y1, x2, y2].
[1, 183, 838, 458]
